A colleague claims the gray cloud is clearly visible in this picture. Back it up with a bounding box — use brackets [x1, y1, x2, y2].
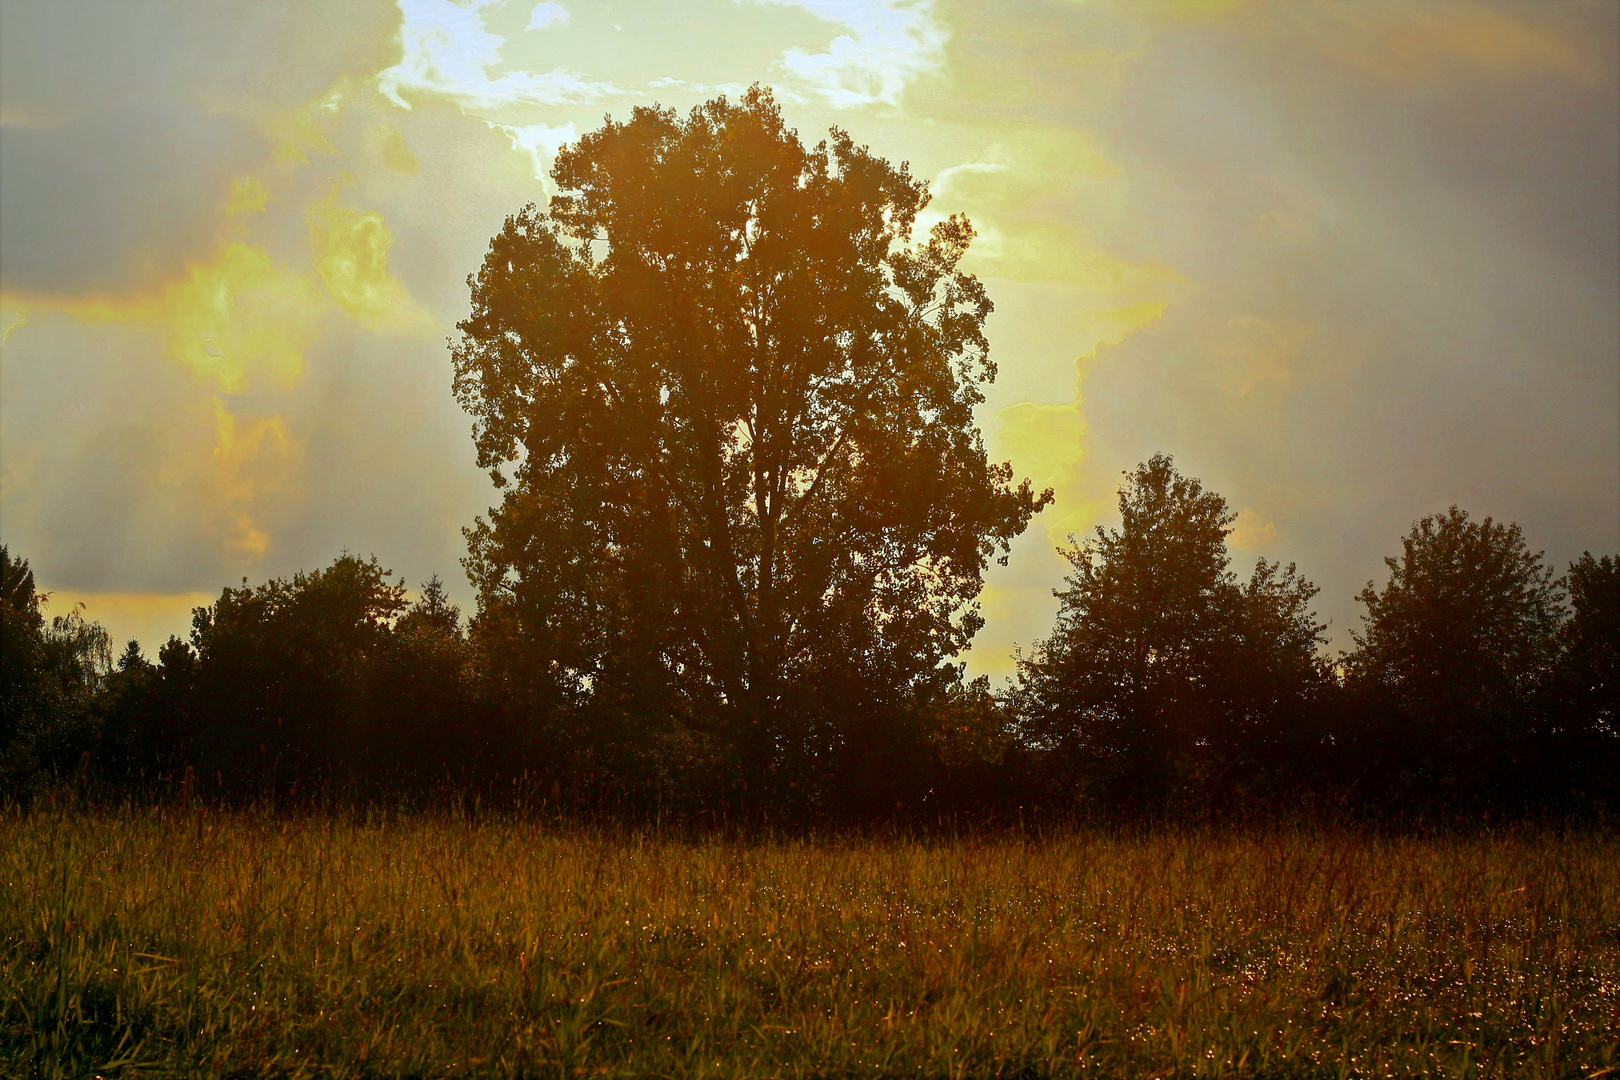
[0, 0, 398, 295]
[0, 108, 260, 294]
[1069, 1, 1619, 645]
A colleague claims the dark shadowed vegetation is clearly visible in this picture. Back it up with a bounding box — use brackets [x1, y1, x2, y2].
[5, 476, 1613, 822]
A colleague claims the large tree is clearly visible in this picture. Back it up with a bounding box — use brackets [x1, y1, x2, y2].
[1013, 455, 1329, 811]
[452, 89, 1047, 801]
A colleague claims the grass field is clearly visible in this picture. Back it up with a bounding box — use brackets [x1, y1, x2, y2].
[3, 806, 1616, 1078]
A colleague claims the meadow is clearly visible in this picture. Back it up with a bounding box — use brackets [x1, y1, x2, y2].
[3, 805, 1616, 1078]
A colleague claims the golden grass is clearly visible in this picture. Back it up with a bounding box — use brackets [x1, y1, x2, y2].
[3, 806, 1616, 1077]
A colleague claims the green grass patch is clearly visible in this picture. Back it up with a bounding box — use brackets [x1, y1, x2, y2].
[3, 807, 1616, 1077]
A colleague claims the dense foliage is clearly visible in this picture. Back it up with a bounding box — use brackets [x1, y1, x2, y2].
[1012, 454, 1333, 814]
[2, 459, 1612, 818]
[452, 89, 1046, 812]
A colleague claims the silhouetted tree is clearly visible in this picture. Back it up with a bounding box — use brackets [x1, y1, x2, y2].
[40, 605, 112, 713]
[96, 638, 204, 787]
[1556, 553, 1618, 727]
[1, 545, 47, 782]
[1, 545, 112, 784]
[1343, 506, 1563, 807]
[186, 554, 407, 792]
[363, 575, 484, 785]
[1013, 455, 1329, 813]
[922, 674, 1035, 815]
[453, 88, 1048, 811]
[1525, 552, 1619, 808]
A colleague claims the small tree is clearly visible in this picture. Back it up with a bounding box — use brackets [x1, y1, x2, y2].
[187, 554, 407, 790]
[1343, 506, 1563, 801]
[1527, 552, 1619, 807]
[1, 545, 46, 780]
[1, 545, 112, 783]
[366, 576, 482, 785]
[1014, 455, 1328, 812]
[1555, 552, 1618, 733]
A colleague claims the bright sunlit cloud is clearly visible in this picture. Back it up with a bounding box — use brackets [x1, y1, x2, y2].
[526, 2, 570, 33]
[377, 0, 613, 111]
[751, 0, 947, 107]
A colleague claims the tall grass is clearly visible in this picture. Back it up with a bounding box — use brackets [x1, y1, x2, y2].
[3, 804, 1615, 1077]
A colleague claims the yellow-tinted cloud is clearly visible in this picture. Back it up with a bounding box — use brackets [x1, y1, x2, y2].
[1227, 506, 1278, 552]
[10, 178, 426, 397]
[225, 175, 270, 217]
[307, 187, 426, 331]
[925, 129, 1178, 292]
[16, 242, 321, 395]
[1, 303, 25, 343]
[998, 399, 1090, 535]
[165, 246, 321, 393]
[263, 81, 345, 164]
[369, 124, 421, 175]
[993, 301, 1168, 546]
[0, 60, 438, 569]
[929, 126, 1180, 552]
[38, 590, 216, 651]
[212, 399, 297, 555]
[1218, 315, 1309, 399]
[1302, 1, 1596, 86]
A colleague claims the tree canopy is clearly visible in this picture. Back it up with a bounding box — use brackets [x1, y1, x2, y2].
[1556, 553, 1618, 734]
[1347, 507, 1563, 709]
[452, 89, 1048, 805]
[1013, 454, 1329, 812]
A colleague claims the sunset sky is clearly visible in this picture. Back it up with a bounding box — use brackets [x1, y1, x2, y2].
[2, 0, 1615, 678]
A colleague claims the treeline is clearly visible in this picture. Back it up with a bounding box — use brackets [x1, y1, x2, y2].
[3, 454, 1613, 821]
[6, 94, 1613, 821]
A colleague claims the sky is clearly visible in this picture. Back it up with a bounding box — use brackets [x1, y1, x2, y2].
[1, 0, 1616, 679]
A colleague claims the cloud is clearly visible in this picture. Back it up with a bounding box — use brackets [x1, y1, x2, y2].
[377, 0, 615, 112]
[0, 107, 261, 296]
[991, 300, 1168, 545]
[369, 124, 422, 175]
[1228, 507, 1279, 552]
[923, 130, 1176, 294]
[3, 101, 431, 565]
[1296, 1, 1599, 86]
[12, 242, 319, 396]
[0, 1, 401, 297]
[1217, 315, 1309, 400]
[1, 301, 25, 342]
[490, 119, 579, 183]
[748, 0, 947, 107]
[307, 186, 428, 331]
[920, 130, 1179, 561]
[3, 234, 318, 557]
[1, 317, 300, 580]
[526, 2, 570, 32]
[210, 400, 299, 555]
